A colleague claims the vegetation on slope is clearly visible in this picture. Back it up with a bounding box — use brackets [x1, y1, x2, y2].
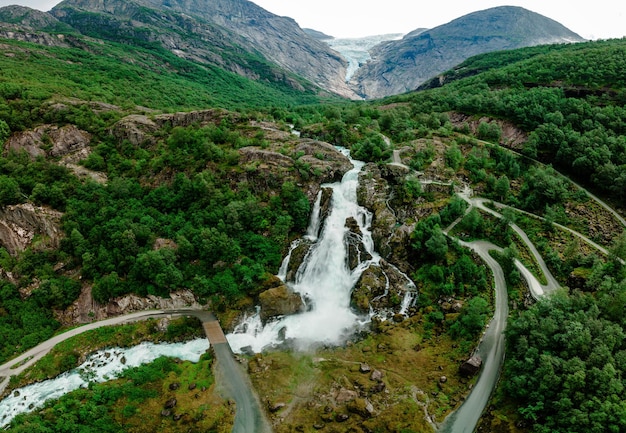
[1, 30, 626, 433]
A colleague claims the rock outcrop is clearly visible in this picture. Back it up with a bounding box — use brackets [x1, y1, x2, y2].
[0, 203, 62, 255]
[344, 217, 372, 271]
[283, 239, 313, 284]
[258, 285, 304, 323]
[56, 287, 204, 325]
[4, 123, 106, 183]
[351, 260, 416, 316]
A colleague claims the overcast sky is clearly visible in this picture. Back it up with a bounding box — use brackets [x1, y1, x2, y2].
[2, 0, 625, 40]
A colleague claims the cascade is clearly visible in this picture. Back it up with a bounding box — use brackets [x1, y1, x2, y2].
[0, 339, 209, 428]
[227, 151, 380, 353]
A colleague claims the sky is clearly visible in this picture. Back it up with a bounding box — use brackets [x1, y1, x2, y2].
[2, 0, 625, 40]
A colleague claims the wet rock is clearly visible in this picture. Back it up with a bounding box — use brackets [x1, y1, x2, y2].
[164, 398, 177, 409]
[13, 390, 20, 397]
[278, 326, 287, 341]
[351, 264, 387, 313]
[284, 239, 312, 283]
[350, 260, 416, 316]
[240, 346, 255, 357]
[460, 355, 482, 377]
[344, 217, 373, 270]
[318, 187, 334, 231]
[120, 356, 126, 365]
[258, 285, 304, 322]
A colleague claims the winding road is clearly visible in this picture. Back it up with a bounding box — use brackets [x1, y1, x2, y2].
[439, 240, 509, 433]
[0, 309, 271, 433]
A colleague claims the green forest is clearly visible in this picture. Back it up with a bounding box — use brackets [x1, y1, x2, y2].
[1, 23, 626, 433]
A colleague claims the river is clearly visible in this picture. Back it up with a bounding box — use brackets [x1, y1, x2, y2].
[0, 338, 210, 428]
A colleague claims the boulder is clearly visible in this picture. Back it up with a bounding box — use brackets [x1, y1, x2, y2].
[344, 217, 373, 270]
[370, 370, 384, 382]
[258, 285, 304, 322]
[335, 387, 358, 404]
[460, 355, 482, 376]
[284, 239, 312, 283]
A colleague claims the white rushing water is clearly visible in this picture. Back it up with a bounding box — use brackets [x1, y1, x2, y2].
[227, 151, 380, 353]
[0, 338, 209, 428]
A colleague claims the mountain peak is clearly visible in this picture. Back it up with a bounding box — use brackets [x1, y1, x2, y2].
[349, 6, 586, 99]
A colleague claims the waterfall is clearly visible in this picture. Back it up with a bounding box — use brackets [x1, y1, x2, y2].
[305, 190, 323, 240]
[227, 152, 380, 353]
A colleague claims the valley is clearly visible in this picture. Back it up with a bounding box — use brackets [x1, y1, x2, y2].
[0, 1, 625, 433]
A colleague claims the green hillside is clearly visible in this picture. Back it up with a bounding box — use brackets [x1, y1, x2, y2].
[1, 25, 626, 433]
[0, 37, 326, 132]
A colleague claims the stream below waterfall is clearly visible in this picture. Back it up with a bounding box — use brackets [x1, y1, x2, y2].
[0, 339, 209, 428]
[227, 149, 415, 354]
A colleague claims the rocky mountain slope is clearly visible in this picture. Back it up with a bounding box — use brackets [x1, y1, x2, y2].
[349, 6, 585, 99]
[0, 0, 355, 98]
[48, 0, 355, 98]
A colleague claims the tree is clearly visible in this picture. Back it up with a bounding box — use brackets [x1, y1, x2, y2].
[494, 175, 510, 202]
[0, 175, 22, 206]
[449, 296, 490, 338]
[444, 144, 463, 170]
[425, 225, 448, 261]
[477, 121, 502, 143]
[0, 120, 9, 143]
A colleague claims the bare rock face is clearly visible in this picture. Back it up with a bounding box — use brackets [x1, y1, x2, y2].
[258, 285, 304, 323]
[50, 0, 356, 98]
[5, 124, 91, 159]
[357, 164, 397, 259]
[110, 109, 230, 146]
[4, 123, 106, 183]
[0, 203, 62, 255]
[56, 287, 204, 326]
[349, 6, 585, 98]
[283, 239, 312, 284]
[109, 114, 159, 147]
[344, 217, 373, 271]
